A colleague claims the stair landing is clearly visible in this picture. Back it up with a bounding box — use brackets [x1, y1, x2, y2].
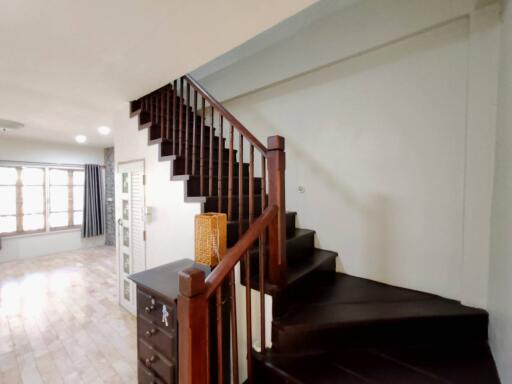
[259, 273, 500, 383]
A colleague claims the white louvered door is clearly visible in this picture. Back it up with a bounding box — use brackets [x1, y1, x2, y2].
[117, 160, 146, 315]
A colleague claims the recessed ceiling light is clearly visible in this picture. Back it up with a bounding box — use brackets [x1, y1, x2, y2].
[97, 126, 111, 135]
[75, 135, 87, 144]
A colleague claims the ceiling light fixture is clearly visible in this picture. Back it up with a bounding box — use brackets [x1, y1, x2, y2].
[0, 119, 24, 133]
[97, 126, 111, 135]
[75, 135, 87, 144]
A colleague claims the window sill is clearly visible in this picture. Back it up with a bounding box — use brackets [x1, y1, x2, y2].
[0, 228, 81, 240]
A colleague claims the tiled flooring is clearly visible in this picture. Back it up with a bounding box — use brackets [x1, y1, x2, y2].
[0, 247, 137, 384]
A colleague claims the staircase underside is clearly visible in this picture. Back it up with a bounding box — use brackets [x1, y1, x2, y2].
[256, 273, 500, 383]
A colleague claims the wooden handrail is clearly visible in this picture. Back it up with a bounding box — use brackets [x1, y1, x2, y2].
[204, 204, 277, 298]
[184, 74, 268, 156]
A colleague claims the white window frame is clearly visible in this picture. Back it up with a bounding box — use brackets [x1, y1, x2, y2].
[0, 162, 85, 238]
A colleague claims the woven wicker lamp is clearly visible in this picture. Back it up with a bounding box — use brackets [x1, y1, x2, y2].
[194, 213, 227, 267]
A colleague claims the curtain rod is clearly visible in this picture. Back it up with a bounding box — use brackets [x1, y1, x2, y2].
[0, 160, 105, 169]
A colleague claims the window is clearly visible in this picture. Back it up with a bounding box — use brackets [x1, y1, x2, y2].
[0, 167, 17, 234]
[0, 165, 85, 235]
[22, 167, 45, 232]
[48, 169, 84, 229]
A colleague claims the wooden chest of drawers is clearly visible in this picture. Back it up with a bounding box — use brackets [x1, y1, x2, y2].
[129, 259, 196, 384]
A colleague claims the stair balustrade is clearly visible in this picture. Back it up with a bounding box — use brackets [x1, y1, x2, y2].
[130, 74, 287, 383]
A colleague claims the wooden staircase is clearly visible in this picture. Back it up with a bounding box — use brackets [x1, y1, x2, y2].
[130, 76, 500, 383]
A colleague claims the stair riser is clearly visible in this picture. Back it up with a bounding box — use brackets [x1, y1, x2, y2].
[272, 264, 336, 318]
[286, 233, 315, 265]
[241, 231, 316, 279]
[203, 196, 265, 219]
[139, 112, 218, 138]
[226, 212, 296, 247]
[241, 254, 336, 303]
[253, 356, 295, 384]
[150, 123, 222, 143]
[173, 159, 250, 177]
[186, 177, 261, 198]
[158, 140, 231, 159]
[272, 316, 489, 355]
[149, 120, 218, 140]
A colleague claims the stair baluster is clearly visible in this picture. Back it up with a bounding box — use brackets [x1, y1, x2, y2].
[172, 80, 178, 155]
[200, 97, 205, 195]
[228, 124, 234, 221]
[238, 134, 244, 238]
[160, 87, 165, 139]
[216, 288, 224, 384]
[192, 90, 198, 175]
[249, 145, 254, 225]
[218, 115, 223, 211]
[230, 269, 239, 384]
[185, 81, 190, 174]
[179, 78, 184, 156]
[166, 85, 171, 141]
[209, 107, 214, 196]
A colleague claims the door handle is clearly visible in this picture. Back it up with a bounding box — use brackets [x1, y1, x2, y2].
[118, 218, 123, 226]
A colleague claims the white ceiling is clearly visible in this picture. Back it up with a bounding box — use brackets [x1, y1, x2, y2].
[0, 0, 316, 147]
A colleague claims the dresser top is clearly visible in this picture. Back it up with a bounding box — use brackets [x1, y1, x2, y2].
[129, 259, 211, 300]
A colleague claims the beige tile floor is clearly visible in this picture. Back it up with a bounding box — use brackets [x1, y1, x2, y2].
[0, 247, 137, 384]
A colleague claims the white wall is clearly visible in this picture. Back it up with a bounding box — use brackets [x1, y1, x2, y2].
[221, 8, 500, 304]
[196, 0, 484, 102]
[110, 2, 504, 379]
[0, 137, 105, 263]
[113, 108, 200, 269]
[462, 5, 501, 308]
[488, 0, 512, 382]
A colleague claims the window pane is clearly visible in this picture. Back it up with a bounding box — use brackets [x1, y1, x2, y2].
[0, 186, 16, 215]
[0, 216, 16, 233]
[23, 214, 44, 231]
[22, 186, 44, 214]
[0, 167, 17, 185]
[21, 168, 44, 185]
[73, 211, 83, 226]
[73, 171, 85, 186]
[123, 227, 129, 247]
[50, 186, 68, 212]
[73, 186, 84, 211]
[49, 212, 68, 228]
[50, 169, 68, 185]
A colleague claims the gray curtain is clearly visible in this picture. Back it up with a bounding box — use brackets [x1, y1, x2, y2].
[82, 164, 105, 238]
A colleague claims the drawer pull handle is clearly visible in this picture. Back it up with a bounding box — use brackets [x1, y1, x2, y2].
[145, 305, 156, 313]
[145, 328, 157, 337]
[145, 355, 157, 368]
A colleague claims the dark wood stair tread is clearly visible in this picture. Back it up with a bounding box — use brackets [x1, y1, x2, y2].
[274, 298, 487, 330]
[254, 343, 500, 383]
[274, 273, 487, 330]
[272, 273, 489, 353]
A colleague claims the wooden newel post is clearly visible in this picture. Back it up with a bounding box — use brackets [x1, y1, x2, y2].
[178, 268, 208, 384]
[267, 135, 286, 286]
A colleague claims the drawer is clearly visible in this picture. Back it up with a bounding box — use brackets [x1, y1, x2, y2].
[138, 362, 166, 384]
[139, 339, 175, 384]
[138, 316, 176, 362]
[137, 289, 176, 331]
